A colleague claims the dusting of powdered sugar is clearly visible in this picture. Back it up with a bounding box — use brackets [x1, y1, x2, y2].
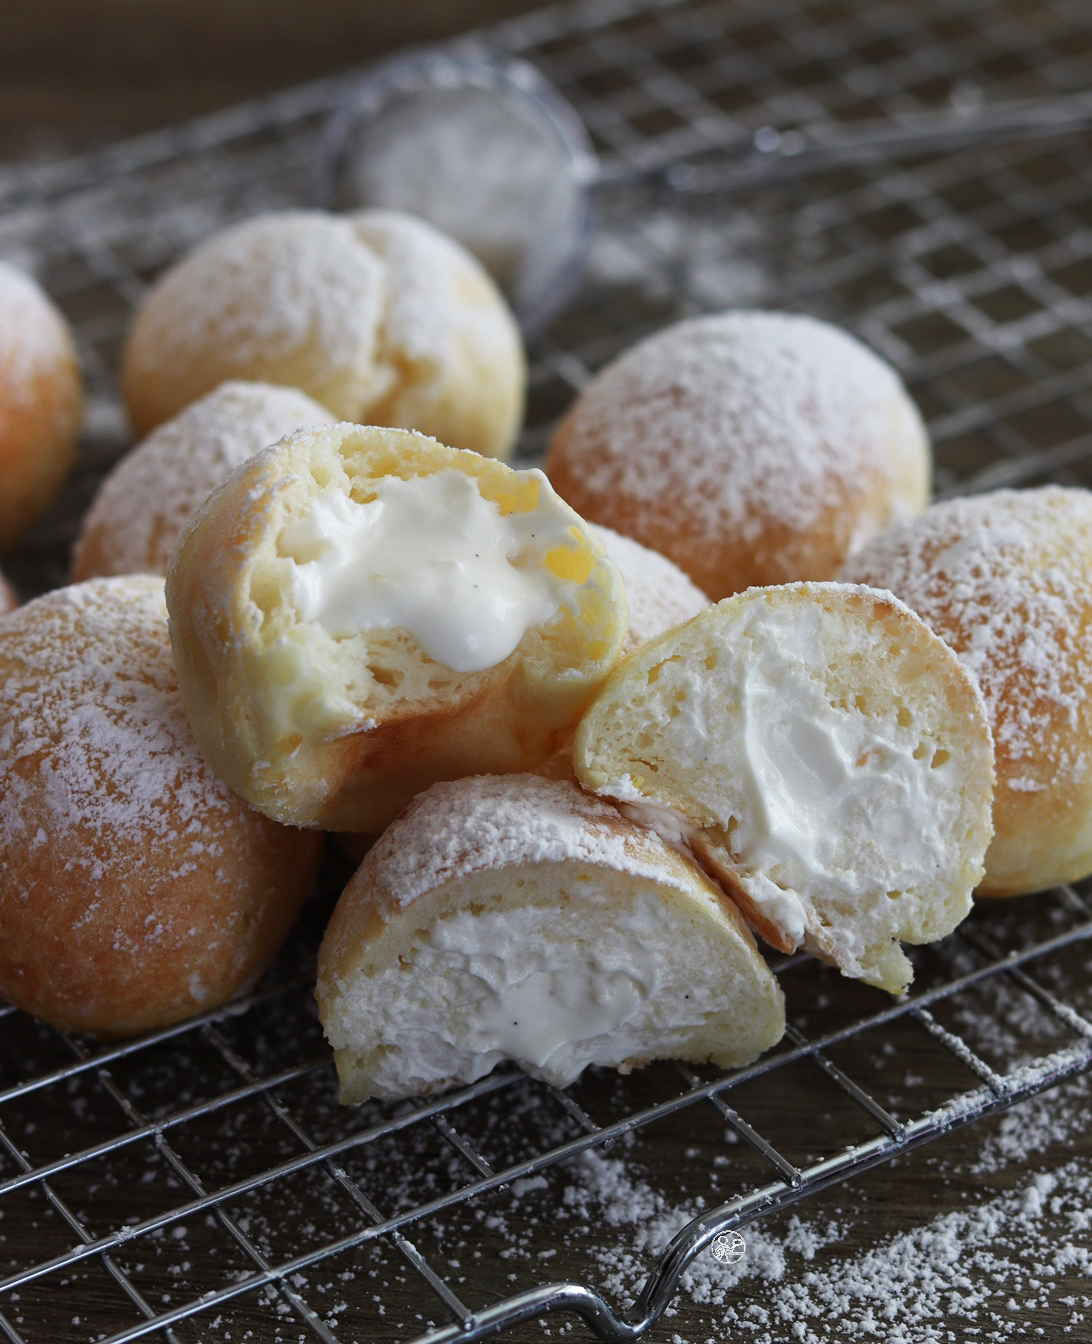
[73, 381, 336, 578]
[352, 209, 517, 371]
[534, 1075, 1092, 1343]
[0, 258, 73, 389]
[367, 773, 691, 910]
[842, 486, 1092, 787]
[589, 523, 710, 652]
[552, 311, 905, 545]
[0, 575, 243, 889]
[131, 210, 386, 383]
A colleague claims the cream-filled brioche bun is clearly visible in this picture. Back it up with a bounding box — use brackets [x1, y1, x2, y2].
[316, 773, 786, 1103]
[72, 381, 336, 581]
[842, 486, 1092, 897]
[0, 568, 16, 615]
[575, 582, 995, 995]
[590, 523, 710, 652]
[545, 311, 930, 600]
[166, 424, 627, 832]
[0, 576, 322, 1038]
[121, 209, 525, 459]
[0, 262, 83, 551]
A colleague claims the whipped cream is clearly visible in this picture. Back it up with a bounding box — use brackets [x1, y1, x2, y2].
[393, 895, 667, 1087]
[595, 597, 946, 949]
[281, 468, 589, 673]
[728, 601, 940, 939]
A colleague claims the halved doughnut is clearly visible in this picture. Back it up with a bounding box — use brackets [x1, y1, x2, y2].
[574, 582, 995, 994]
[316, 773, 786, 1103]
[166, 424, 627, 831]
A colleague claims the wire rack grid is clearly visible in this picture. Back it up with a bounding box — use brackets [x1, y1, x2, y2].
[2, 0, 1092, 1340]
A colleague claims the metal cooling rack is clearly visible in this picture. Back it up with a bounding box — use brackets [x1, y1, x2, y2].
[3, 0, 1092, 1339]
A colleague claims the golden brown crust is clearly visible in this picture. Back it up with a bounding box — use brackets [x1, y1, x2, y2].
[545, 311, 929, 600]
[574, 582, 995, 994]
[0, 576, 321, 1038]
[121, 209, 525, 459]
[842, 486, 1092, 896]
[0, 264, 83, 552]
[166, 424, 627, 831]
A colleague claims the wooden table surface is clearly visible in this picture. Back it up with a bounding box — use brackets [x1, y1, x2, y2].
[2, 2, 1091, 1342]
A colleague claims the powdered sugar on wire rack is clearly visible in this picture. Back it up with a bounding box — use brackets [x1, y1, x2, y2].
[3, 0, 1092, 1340]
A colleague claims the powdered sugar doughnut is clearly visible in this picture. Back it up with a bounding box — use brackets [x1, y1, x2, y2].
[121, 209, 525, 459]
[316, 773, 785, 1103]
[0, 262, 83, 551]
[72, 381, 335, 580]
[545, 311, 930, 600]
[590, 524, 709, 652]
[842, 486, 1092, 897]
[0, 575, 322, 1037]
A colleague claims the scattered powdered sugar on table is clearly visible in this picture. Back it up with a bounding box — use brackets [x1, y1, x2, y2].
[544, 1076, 1092, 1343]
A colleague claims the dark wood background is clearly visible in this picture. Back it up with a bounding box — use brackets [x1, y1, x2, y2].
[0, 1, 545, 159]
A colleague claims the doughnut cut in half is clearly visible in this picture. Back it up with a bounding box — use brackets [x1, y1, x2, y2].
[166, 424, 627, 832]
[316, 774, 786, 1103]
[574, 582, 995, 994]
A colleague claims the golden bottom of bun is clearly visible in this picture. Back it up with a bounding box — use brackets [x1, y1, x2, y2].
[575, 582, 995, 994]
[316, 774, 785, 1103]
[0, 575, 321, 1037]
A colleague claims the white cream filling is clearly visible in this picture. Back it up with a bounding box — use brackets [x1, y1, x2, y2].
[728, 604, 941, 944]
[281, 468, 586, 673]
[596, 600, 945, 952]
[368, 895, 668, 1089]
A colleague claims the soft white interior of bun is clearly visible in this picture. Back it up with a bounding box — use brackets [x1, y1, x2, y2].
[576, 583, 993, 993]
[323, 864, 784, 1103]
